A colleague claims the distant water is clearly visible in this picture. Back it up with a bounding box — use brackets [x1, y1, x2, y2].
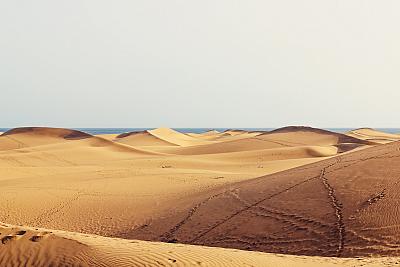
[1, 127, 400, 135]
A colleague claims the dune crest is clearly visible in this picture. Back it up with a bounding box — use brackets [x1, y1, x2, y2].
[259, 126, 374, 146]
[347, 128, 400, 144]
[1, 127, 92, 139]
[115, 130, 179, 146]
[155, 126, 370, 156]
[0, 127, 92, 150]
[147, 127, 216, 146]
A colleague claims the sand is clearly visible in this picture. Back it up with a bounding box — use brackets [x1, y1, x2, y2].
[147, 127, 217, 146]
[2, 223, 399, 267]
[135, 138, 400, 258]
[115, 130, 179, 146]
[347, 128, 400, 144]
[0, 126, 398, 266]
[0, 127, 337, 237]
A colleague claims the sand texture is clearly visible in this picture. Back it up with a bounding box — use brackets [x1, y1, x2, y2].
[0, 126, 399, 266]
[346, 128, 400, 144]
[2, 223, 399, 267]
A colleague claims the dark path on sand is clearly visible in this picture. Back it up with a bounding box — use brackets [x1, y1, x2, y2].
[131, 141, 400, 257]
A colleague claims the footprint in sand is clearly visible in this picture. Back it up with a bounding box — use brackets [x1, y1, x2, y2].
[30, 236, 44, 242]
[1, 230, 27, 244]
[30, 232, 51, 242]
[15, 230, 26, 236]
[1, 235, 17, 244]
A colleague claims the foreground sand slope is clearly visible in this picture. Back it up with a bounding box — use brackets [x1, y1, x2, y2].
[0, 223, 397, 267]
[133, 139, 400, 257]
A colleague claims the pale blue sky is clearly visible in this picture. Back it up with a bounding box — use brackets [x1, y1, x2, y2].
[1, 1, 400, 128]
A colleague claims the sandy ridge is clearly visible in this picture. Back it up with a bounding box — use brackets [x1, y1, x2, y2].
[1, 126, 400, 265]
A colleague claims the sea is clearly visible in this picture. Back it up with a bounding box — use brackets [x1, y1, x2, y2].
[1, 128, 400, 135]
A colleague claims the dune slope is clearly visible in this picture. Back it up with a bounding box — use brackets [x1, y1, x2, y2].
[0, 127, 332, 240]
[258, 126, 374, 146]
[157, 126, 371, 155]
[1, 126, 398, 266]
[148, 128, 215, 146]
[0, 127, 92, 151]
[0, 223, 397, 267]
[115, 130, 178, 146]
[132, 140, 400, 257]
[347, 128, 400, 144]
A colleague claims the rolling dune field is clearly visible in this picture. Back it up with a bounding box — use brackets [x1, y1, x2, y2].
[0, 126, 399, 266]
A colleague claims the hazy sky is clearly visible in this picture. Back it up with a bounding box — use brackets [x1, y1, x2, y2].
[2, 1, 400, 128]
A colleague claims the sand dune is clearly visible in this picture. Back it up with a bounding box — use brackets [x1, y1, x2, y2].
[156, 126, 370, 155]
[0, 126, 398, 266]
[213, 131, 263, 142]
[0, 126, 370, 239]
[186, 129, 221, 138]
[0, 127, 153, 154]
[347, 128, 400, 144]
[224, 129, 251, 136]
[258, 126, 374, 146]
[155, 137, 290, 155]
[0, 127, 92, 150]
[133, 139, 400, 257]
[115, 130, 179, 146]
[0, 127, 331, 237]
[0, 127, 157, 166]
[186, 134, 263, 145]
[148, 128, 216, 146]
[2, 127, 92, 139]
[0, 223, 397, 267]
[201, 145, 339, 161]
[185, 130, 262, 142]
[114, 128, 223, 147]
[96, 133, 120, 140]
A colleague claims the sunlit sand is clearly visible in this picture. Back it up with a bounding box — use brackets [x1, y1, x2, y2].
[0, 126, 399, 266]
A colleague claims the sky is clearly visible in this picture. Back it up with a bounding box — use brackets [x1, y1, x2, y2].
[1, 1, 400, 128]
